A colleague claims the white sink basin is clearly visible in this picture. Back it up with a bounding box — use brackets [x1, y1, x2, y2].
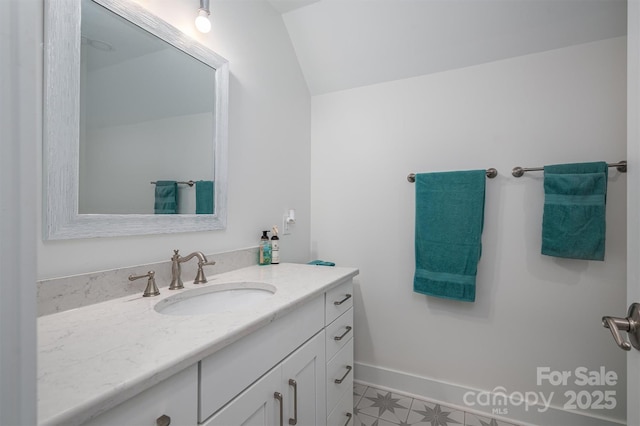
[154, 282, 276, 316]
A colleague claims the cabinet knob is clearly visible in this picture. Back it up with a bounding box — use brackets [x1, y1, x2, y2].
[156, 414, 171, 426]
[344, 412, 353, 426]
[274, 392, 284, 426]
[288, 379, 298, 425]
[334, 365, 353, 384]
[334, 326, 352, 341]
[333, 294, 352, 306]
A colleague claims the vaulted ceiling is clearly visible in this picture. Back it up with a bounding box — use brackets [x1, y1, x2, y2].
[268, 0, 627, 95]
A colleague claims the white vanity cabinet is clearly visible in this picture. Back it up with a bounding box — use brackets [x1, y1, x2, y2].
[200, 279, 355, 426]
[198, 295, 326, 422]
[43, 269, 358, 426]
[325, 280, 354, 425]
[82, 364, 198, 426]
[204, 331, 326, 426]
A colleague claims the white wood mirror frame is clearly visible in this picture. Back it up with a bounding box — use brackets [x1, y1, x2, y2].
[43, 0, 228, 239]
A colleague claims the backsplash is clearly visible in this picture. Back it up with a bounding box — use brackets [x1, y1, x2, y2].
[37, 247, 259, 317]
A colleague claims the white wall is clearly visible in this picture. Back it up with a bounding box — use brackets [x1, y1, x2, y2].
[311, 37, 627, 422]
[38, 0, 311, 279]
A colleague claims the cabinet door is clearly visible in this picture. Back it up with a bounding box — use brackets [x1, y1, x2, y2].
[203, 366, 281, 426]
[282, 331, 326, 426]
[199, 295, 324, 422]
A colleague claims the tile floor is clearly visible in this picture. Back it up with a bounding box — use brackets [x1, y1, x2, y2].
[353, 383, 522, 426]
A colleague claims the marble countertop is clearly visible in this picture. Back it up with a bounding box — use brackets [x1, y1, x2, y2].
[38, 263, 359, 426]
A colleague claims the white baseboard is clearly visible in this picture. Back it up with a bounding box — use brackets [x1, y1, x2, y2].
[354, 362, 625, 426]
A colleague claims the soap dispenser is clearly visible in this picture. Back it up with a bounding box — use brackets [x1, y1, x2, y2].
[259, 230, 272, 265]
[271, 225, 280, 264]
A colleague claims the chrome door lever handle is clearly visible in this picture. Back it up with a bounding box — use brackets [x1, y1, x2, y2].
[602, 316, 632, 350]
[602, 302, 640, 351]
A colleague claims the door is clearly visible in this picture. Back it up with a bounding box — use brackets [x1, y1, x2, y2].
[204, 333, 326, 426]
[628, 1, 640, 424]
[281, 331, 326, 426]
[204, 367, 281, 426]
[0, 1, 37, 424]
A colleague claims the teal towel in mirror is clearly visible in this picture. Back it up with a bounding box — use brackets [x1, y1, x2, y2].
[154, 181, 177, 214]
[196, 180, 214, 214]
[413, 170, 486, 302]
[542, 162, 608, 261]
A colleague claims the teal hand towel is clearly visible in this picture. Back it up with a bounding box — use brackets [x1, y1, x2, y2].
[542, 162, 608, 261]
[307, 260, 336, 266]
[154, 181, 177, 214]
[413, 170, 486, 302]
[196, 180, 214, 214]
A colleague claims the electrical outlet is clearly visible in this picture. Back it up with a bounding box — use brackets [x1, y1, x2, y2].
[282, 209, 295, 236]
[282, 214, 292, 236]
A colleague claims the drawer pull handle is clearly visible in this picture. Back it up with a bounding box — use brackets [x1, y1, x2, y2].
[344, 412, 353, 426]
[334, 294, 352, 306]
[334, 365, 352, 384]
[334, 326, 352, 341]
[156, 415, 171, 426]
[288, 379, 298, 425]
[274, 392, 284, 426]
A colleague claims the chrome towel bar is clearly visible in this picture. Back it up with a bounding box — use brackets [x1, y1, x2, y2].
[407, 168, 498, 182]
[150, 180, 196, 187]
[512, 161, 627, 178]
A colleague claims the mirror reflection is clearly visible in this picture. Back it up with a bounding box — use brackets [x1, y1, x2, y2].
[78, 0, 215, 215]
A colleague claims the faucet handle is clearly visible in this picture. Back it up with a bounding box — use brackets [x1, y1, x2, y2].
[194, 260, 216, 284]
[129, 271, 160, 297]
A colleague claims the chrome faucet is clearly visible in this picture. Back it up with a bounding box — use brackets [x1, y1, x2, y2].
[169, 249, 216, 290]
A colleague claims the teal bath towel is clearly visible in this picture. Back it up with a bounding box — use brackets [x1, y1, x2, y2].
[413, 170, 486, 302]
[154, 181, 177, 214]
[542, 162, 608, 261]
[307, 260, 336, 266]
[196, 180, 214, 214]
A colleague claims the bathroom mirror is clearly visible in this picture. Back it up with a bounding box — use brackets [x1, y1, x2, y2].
[44, 0, 228, 239]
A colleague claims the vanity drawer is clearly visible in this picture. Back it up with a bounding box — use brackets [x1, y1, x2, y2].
[326, 306, 353, 361]
[82, 364, 197, 426]
[326, 337, 354, 415]
[326, 280, 353, 325]
[199, 295, 324, 422]
[327, 386, 354, 426]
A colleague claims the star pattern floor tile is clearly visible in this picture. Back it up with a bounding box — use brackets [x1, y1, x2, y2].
[357, 387, 413, 423]
[353, 384, 523, 426]
[464, 412, 519, 426]
[407, 399, 464, 426]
